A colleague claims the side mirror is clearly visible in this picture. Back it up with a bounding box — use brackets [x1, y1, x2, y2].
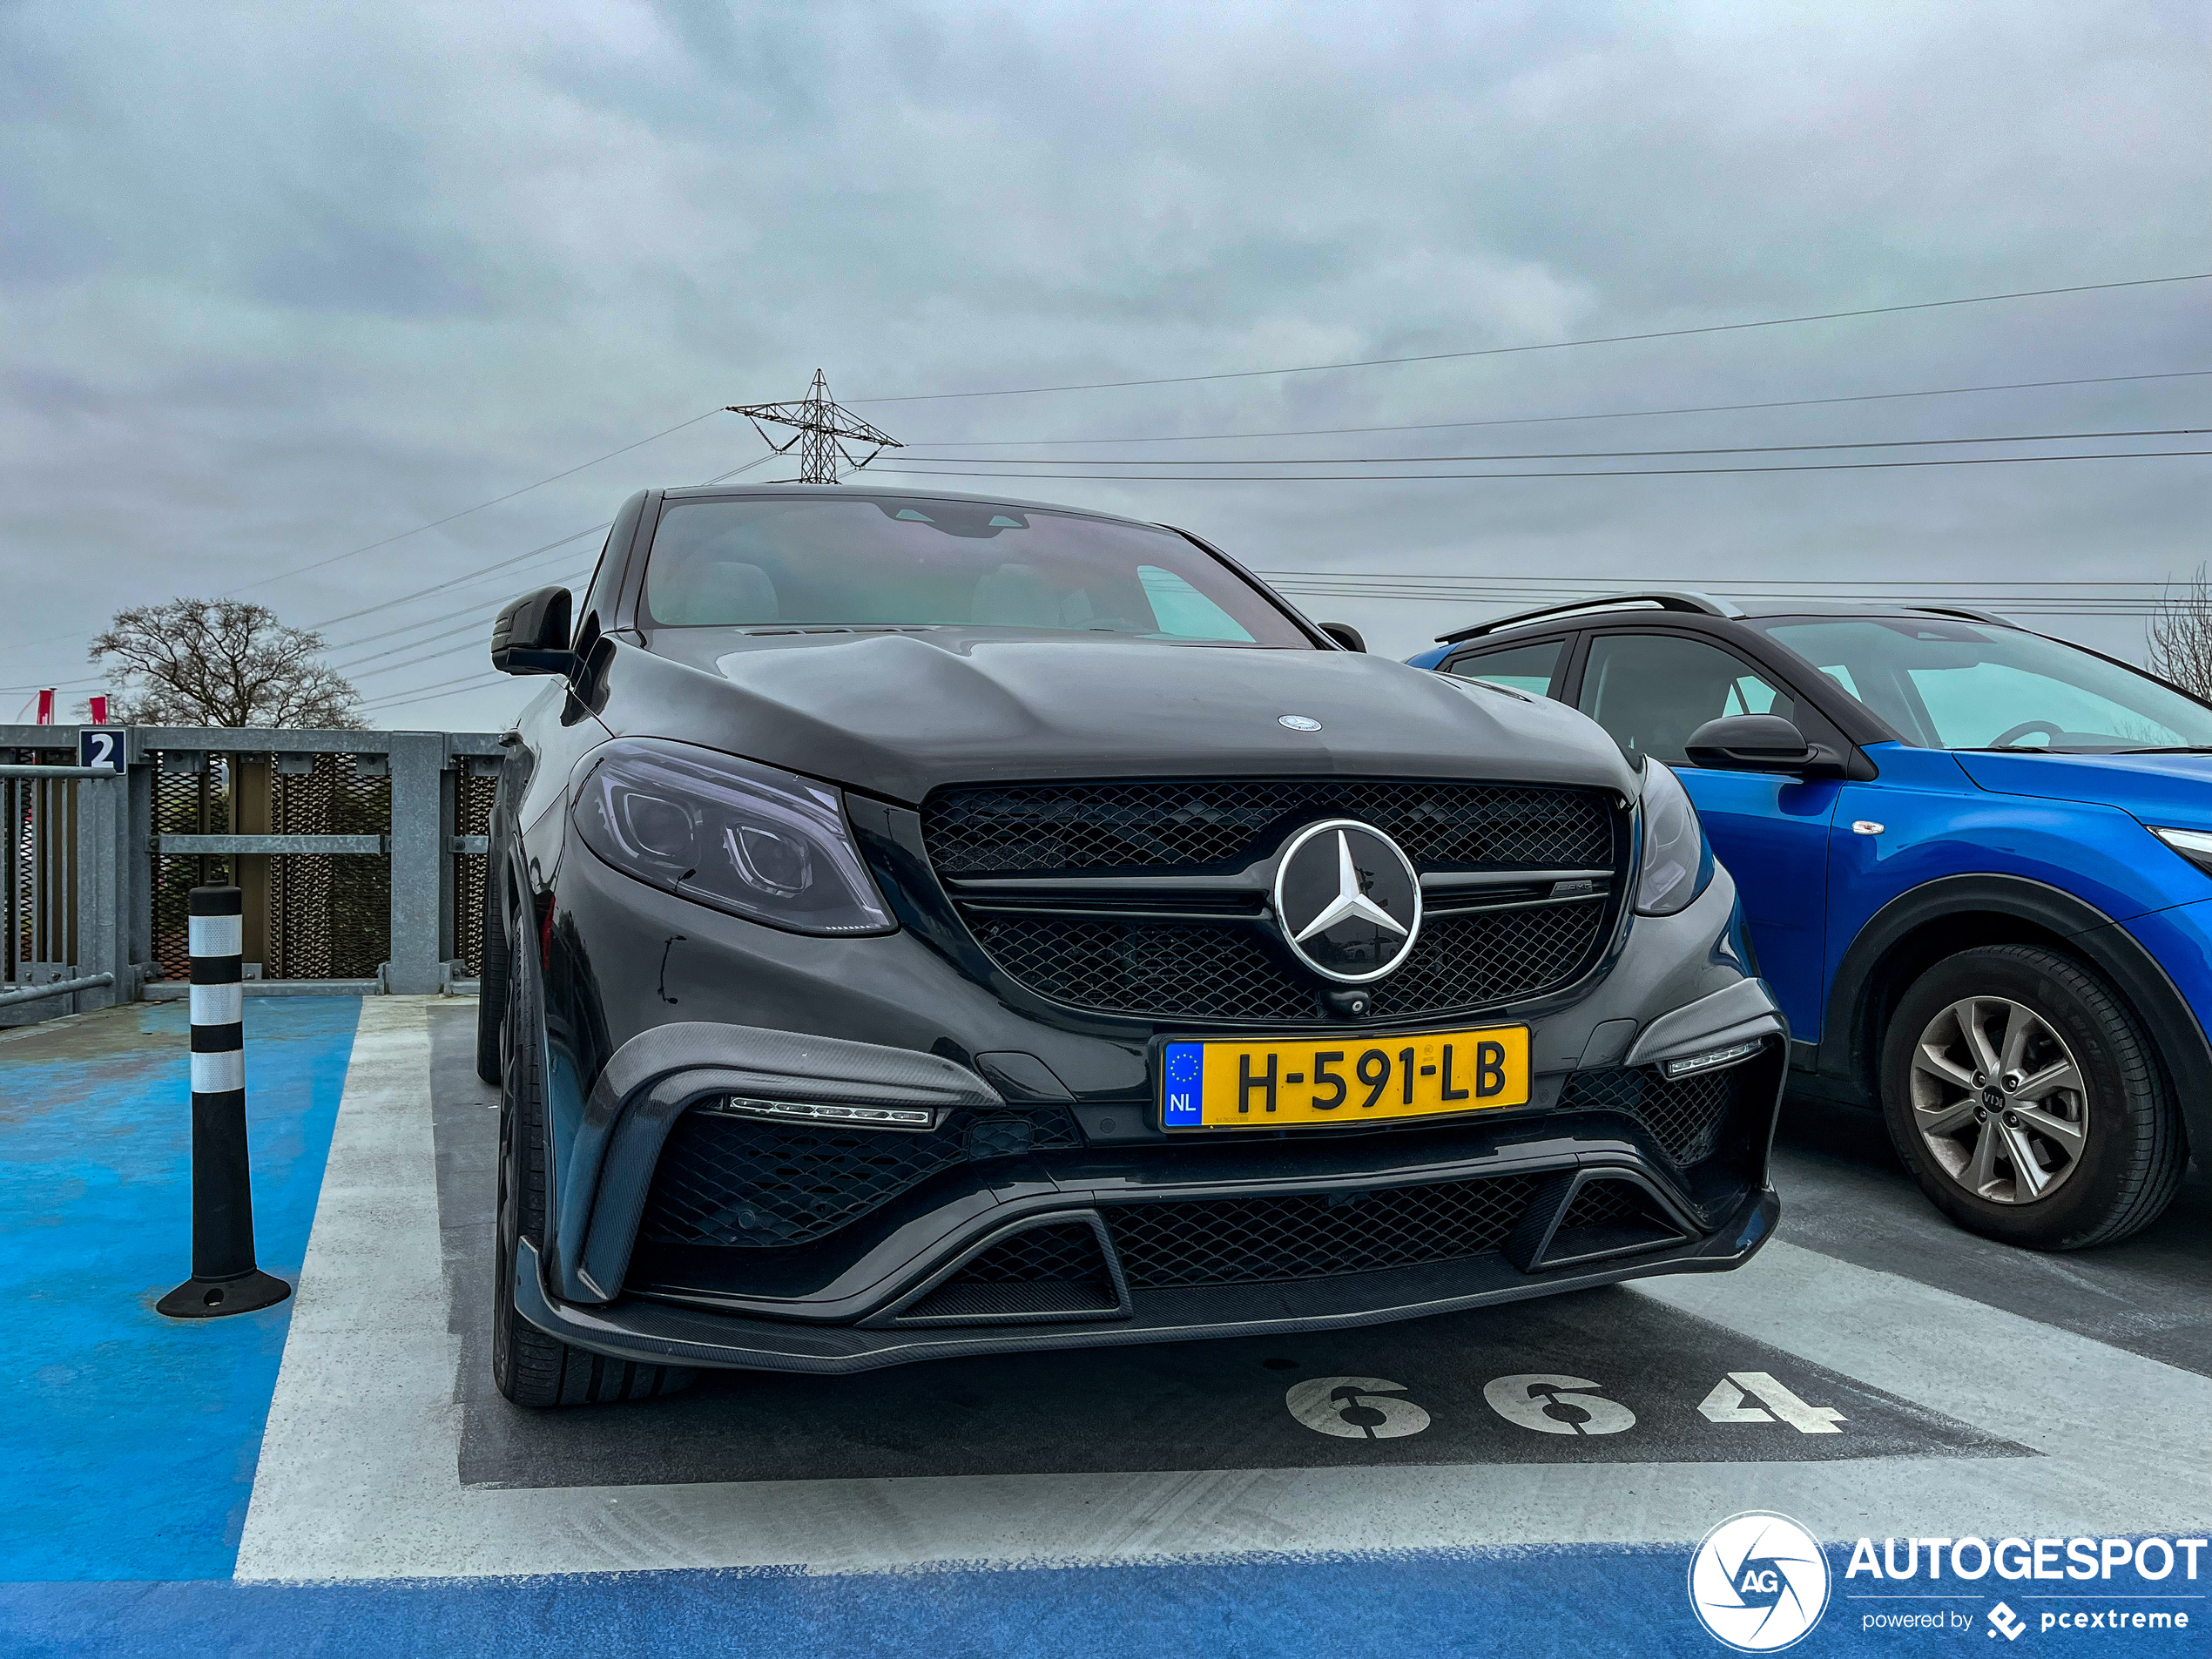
[1685, 713, 1841, 776]
[1318, 621, 1366, 653]
[491, 586, 578, 678]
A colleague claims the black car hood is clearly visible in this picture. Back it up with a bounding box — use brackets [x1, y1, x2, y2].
[604, 627, 1641, 805]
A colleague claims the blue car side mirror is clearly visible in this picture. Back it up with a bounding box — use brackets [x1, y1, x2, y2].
[1686, 714, 1846, 778]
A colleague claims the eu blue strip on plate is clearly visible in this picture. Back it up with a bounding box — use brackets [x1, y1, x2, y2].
[1161, 1041, 1204, 1126]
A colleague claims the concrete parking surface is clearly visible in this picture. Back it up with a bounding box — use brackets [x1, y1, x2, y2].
[2, 995, 2204, 1654]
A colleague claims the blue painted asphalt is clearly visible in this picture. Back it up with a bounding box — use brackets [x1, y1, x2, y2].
[1, 1551, 2190, 1658]
[0, 998, 361, 1581]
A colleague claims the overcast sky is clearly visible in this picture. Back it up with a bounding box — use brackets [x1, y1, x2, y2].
[3, 1, 2205, 732]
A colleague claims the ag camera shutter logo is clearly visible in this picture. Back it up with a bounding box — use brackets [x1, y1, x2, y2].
[1688, 1511, 1831, 1652]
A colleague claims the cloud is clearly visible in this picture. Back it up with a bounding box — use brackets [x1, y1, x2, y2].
[1, 0, 2204, 727]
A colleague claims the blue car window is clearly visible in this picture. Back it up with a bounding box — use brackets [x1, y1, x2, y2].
[1755, 617, 2212, 752]
[1578, 634, 1794, 765]
[1445, 637, 1562, 697]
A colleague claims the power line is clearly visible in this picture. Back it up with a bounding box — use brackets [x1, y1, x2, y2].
[325, 453, 786, 700]
[1264, 581, 2169, 613]
[306, 523, 611, 632]
[873, 448, 2212, 482]
[1257, 570, 2191, 590]
[1264, 584, 2172, 620]
[311, 453, 783, 640]
[358, 669, 512, 711]
[851, 273, 2212, 403]
[900, 370, 2212, 447]
[0, 408, 733, 659]
[220, 408, 723, 597]
[897, 428, 2204, 468]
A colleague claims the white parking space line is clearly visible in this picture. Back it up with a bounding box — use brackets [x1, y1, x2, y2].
[235, 999, 2210, 1582]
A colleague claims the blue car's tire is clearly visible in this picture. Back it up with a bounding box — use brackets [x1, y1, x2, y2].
[1879, 945, 2185, 1251]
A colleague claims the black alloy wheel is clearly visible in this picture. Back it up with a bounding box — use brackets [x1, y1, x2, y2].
[1879, 945, 2185, 1250]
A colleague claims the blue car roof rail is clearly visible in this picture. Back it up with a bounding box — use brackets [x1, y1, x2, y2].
[1434, 590, 1745, 645]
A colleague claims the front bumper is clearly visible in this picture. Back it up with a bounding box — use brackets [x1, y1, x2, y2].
[516, 1170, 1781, 1376]
[523, 825, 1785, 1373]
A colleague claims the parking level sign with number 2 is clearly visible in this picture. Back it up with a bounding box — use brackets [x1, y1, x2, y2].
[78, 728, 125, 772]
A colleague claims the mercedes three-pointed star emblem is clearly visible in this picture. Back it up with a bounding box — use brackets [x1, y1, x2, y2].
[1271, 818, 1423, 983]
[1291, 831, 1409, 944]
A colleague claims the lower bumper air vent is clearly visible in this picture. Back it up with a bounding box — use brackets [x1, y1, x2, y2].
[1557, 1059, 1755, 1166]
[1517, 1175, 1691, 1271]
[894, 1217, 1128, 1325]
[1104, 1174, 1539, 1289]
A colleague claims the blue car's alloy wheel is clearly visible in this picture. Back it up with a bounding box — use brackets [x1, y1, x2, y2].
[1906, 994, 2089, 1207]
[1880, 945, 2186, 1251]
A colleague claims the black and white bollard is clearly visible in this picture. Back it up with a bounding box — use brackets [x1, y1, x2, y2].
[157, 886, 293, 1319]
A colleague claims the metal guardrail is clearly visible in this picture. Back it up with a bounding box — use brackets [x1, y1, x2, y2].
[3, 724, 502, 1022]
[158, 834, 389, 856]
[0, 971, 115, 1008]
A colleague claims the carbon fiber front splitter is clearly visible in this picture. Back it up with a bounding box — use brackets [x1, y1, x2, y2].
[513, 1182, 1780, 1376]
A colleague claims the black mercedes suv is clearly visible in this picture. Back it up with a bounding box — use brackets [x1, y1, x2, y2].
[479, 484, 1786, 1406]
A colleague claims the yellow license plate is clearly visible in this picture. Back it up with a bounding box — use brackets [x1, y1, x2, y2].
[1159, 1026, 1529, 1130]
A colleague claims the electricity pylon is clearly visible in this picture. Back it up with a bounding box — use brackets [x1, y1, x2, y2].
[726, 369, 901, 483]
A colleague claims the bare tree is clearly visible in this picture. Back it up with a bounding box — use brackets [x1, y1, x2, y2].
[90, 598, 364, 728]
[2148, 565, 2212, 702]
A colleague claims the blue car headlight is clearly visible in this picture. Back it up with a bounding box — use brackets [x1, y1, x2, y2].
[2150, 825, 2212, 876]
[1635, 758, 1714, 917]
[574, 738, 894, 935]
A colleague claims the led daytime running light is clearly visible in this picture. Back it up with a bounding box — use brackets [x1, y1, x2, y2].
[702, 1096, 936, 1129]
[1660, 1040, 1764, 1080]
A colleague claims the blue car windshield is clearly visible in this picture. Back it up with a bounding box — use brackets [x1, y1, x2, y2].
[640, 495, 1310, 646]
[1752, 617, 2212, 752]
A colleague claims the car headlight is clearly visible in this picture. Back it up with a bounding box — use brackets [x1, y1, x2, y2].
[2150, 825, 2212, 875]
[1635, 758, 1714, 917]
[574, 738, 894, 934]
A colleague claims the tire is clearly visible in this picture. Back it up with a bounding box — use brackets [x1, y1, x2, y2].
[474, 865, 509, 1086]
[491, 956, 697, 1407]
[1878, 944, 2185, 1250]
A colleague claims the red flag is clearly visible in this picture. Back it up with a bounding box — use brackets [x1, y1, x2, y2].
[35, 689, 54, 725]
[88, 694, 110, 724]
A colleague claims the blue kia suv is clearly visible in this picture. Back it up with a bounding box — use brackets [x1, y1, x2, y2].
[1411, 593, 2206, 1249]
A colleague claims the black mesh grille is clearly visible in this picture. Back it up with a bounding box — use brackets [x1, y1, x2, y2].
[640, 1106, 1082, 1249]
[968, 899, 1607, 1022]
[1559, 1179, 1643, 1230]
[949, 1222, 1109, 1285]
[923, 779, 1613, 875]
[1105, 1174, 1538, 1288]
[1558, 1061, 1753, 1166]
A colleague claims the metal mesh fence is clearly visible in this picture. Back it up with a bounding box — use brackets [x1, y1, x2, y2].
[151, 759, 229, 982]
[151, 752, 393, 981]
[269, 755, 391, 980]
[452, 771, 496, 978]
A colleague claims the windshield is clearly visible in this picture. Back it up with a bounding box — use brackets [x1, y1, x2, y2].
[1751, 617, 2212, 752]
[641, 496, 1310, 646]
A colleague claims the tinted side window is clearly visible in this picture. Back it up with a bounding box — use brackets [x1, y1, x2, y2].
[581, 490, 648, 630]
[1445, 637, 1564, 698]
[1578, 633, 1793, 764]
